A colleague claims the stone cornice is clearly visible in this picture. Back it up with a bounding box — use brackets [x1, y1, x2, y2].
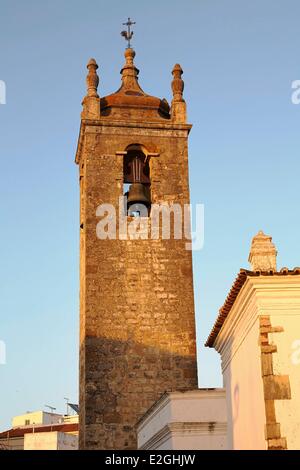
[139, 422, 227, 450]
[137, 388, 225, 431]
[75, 119, 192, 164]
[214, 278, 259, 372]
[81, 118, 192, 131]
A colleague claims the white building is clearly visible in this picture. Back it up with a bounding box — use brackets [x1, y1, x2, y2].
[0, 410, 79, 450]
[137, 231, 300, 450]
[137, 389, 227, 450]
[206, 231, 300, 450]
[12, 411, 63, 428]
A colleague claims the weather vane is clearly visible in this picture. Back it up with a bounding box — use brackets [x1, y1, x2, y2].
[121, 17, 136, 48]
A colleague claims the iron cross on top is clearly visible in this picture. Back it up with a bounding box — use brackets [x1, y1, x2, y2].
[121, 17, 136, 48]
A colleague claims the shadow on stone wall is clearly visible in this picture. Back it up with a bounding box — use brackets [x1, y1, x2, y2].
[80, 336, 198, 450]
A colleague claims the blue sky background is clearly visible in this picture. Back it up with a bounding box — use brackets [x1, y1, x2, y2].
[0, 0, 299, 430]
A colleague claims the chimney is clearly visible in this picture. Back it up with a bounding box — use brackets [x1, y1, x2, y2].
[248, 230, 277, 272]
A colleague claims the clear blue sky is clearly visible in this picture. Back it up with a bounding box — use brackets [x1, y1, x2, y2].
[0, 0, 299, 430]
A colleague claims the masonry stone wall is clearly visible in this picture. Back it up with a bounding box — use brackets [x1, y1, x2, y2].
[78, 115, 197, 449]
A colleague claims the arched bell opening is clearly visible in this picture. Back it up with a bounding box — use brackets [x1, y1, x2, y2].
[123, 146, 151, 216]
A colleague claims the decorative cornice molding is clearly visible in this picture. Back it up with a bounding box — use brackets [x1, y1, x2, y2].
[137, 388, 226, 431]
[214, 279, 258, 370]
[75, 119, 191, 164]
[206, 271, 300, 349]
[81, 118, 192, 131]
[139, 422, 227, 450]
[210, 275, 300, 373]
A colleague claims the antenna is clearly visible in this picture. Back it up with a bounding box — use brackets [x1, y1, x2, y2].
[64, 397, 70, 415]
[45, 404, 56, 414]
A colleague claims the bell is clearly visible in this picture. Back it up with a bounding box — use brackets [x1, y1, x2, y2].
[127, 182, 150, 207]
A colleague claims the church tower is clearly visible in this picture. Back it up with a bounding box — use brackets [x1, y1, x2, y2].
[75, 27, 198, 449]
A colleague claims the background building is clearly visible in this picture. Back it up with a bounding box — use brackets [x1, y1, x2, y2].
[0, 410, 78, 450]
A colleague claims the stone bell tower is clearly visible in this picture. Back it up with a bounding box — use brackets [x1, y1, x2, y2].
[75, 41, 198, 449]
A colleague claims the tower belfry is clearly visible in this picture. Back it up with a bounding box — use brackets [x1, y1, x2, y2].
[75, 27, 198, 449]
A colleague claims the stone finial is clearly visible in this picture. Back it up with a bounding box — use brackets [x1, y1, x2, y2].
[82, 58, 100, 119]
[171, 64, 184, 102]
[86, 58, 99, 98]
[171, 64, 186, 123]
[120, 48, 143, 94]
[124, 47, 136, 66]
[248, 230, 277, 272]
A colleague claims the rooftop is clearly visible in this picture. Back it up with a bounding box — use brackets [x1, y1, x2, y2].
[0, 422, 78, 439]
[100, 48, 170, 120]
[205, 230, 300, 348]
[205, 267, 300, 348]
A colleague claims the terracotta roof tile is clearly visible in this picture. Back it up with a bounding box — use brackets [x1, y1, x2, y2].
[0, 422, 78, 439]
[205, 268, 300, 348]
